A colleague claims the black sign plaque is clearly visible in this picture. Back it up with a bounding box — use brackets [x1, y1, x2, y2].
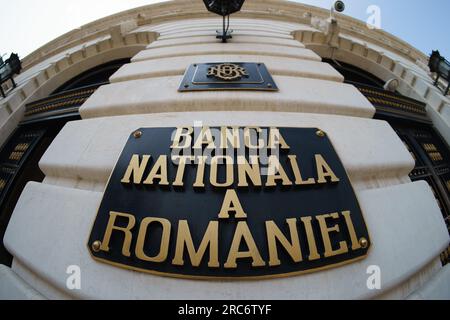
[88, 127, 371, 280]
[178, 62, 278, 92]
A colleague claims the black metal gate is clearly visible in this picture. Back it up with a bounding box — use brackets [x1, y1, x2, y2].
[354, 83, 450, 266]
[0, 59, 130, 266]
[0, 83, 105, 265]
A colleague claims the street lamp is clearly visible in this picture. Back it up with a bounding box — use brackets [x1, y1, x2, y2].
[203, 0, 246, 43]
[429, 50, 450, 96]
[0, 53, 22, 98]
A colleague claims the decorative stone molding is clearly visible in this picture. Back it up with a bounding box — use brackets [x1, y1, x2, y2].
[109, 21, 139, 45]
[0, 31, 158, 147]
[19, 0, 428, 72]
[0, 2, 448, 299]
[292, 29, 450, 145]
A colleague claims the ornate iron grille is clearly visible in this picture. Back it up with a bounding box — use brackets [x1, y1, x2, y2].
[354, 83, 430, 124]
[354, 84, 450, 237]
[22, 82, 104, 124]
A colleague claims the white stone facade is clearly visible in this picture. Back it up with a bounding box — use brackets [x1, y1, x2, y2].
[0, 0, 449, 300]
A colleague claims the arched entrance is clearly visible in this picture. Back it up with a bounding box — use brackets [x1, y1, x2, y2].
[0, 58, 130, 266]
[325, 59, 450, 247]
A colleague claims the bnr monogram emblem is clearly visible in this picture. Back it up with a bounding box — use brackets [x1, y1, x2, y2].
[207, 63, 249, 81]
[179, 62, 279, 91]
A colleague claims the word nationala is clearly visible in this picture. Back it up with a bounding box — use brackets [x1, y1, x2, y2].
[89, 127, 370, 279]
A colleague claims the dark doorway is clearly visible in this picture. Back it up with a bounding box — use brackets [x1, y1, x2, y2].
[326, 59, 450, 236]
[323, 58, 385, 88]
[0, 117, 78, 266]
[52, 58, 131, 94]
[0, 58, 130, 266]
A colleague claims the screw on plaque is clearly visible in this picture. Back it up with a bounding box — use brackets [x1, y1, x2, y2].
[316, 130, 326, 138]
[359, 238, 369, 249]
[133, 130, 143, 139]
[92, 241, 102, 252]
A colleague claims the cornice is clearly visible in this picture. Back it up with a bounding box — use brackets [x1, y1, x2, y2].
[21, 0, 429, 70]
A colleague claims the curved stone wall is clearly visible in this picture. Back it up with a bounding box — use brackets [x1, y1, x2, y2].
[0, 0, 449, 299]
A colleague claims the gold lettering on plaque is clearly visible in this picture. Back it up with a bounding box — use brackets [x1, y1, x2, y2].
[266, 155, 293, 187]
[172, 220, 220, 268]
[268, 128, 290, 150]
[218, 189, 247, 219]
[100, 211, 136, 257]
[316, 213, 349, 258]
[342, 211, 362, 251]
[143, 155, 169, 186]
[207, 63, 249, 81]
[136, 218, 171, 263]
[266, 219, 303, 266]
[300, 216, 321, 261]
[224, 222, 266, 269]
[121, 155, 151, 184]
[193, 156, 208, 188]
[92, 126, 370, 277]
[315, 154, 340, 184]
[237, 156, 262, 187]
[172, 156, 195, 187]
[193, 127, 215, 150]
[220, 127, 241, 149]
[288, 155, 316, 186]
[210, 156, 234, 188]
[171, 127, 193, 149]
